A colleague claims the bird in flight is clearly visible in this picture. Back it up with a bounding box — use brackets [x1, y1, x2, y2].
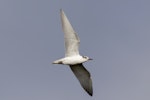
[53, 9, 93, 96]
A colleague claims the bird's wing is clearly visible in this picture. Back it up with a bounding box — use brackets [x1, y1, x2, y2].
[70, 64, 93, 96]
[60, 9, 80, 57]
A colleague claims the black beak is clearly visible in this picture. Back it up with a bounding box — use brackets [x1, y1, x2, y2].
[89, 58, 93, 60]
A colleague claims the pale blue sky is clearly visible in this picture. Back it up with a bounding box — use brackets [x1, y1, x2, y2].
[0, 0, 150, 100]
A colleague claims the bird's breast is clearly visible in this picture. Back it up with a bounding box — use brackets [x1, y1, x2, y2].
[63, 56, 86, 65]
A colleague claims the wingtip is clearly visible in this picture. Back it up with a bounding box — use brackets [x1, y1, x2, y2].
[87, 90, 93, 96]
[85, 86, 93, 96]
[60, 9, 64, 13]
[89, 93, 93, 96]
[60, 9, 65, 17]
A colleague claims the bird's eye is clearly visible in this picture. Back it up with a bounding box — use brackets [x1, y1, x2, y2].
[83, 56, 87, 58]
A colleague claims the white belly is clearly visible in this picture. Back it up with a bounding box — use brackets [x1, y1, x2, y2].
[62, 56, 86, 65]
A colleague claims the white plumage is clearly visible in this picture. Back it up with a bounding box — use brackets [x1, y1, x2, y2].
[53, 9, 93, 96]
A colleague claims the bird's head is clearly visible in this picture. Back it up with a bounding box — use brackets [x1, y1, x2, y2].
[82, 56, 93, 61]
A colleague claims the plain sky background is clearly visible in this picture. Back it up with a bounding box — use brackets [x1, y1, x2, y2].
[0, 0, 150, 100]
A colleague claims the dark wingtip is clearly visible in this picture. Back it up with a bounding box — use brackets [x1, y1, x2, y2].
[88, 92, 93, 96]
[87, 89, 93, 96]
[60, 9, 64, 13]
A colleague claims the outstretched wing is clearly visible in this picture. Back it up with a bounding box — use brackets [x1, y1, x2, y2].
[60, 9, 80, 57]
[70, 64, 93, 96]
